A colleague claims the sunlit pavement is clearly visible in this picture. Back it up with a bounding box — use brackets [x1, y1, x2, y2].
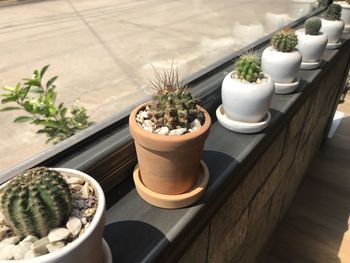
[0, 0, 302, 172]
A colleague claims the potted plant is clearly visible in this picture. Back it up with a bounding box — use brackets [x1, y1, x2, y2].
[296, 16, 328, 69]
[261, 29, 302, 94]
[335, 0, 350, 33]
[129, 65, 211, 209]
[0, 167, 111, 263]
[320, 3, 345, 49]
[217, 53, 274, 133]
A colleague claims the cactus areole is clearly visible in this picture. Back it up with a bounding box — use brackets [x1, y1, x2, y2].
[0, 167, 73, 238]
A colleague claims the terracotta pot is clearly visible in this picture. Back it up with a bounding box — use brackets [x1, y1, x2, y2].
[129, 103, 211, 195]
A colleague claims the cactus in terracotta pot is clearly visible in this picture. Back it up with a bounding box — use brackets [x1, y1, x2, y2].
[148, 67, 204, 130]
[0, 167, 72, 238]
[271, 29, 298, 52]
[325, 3, 342, 20]
[234, 53, 264, 83]
[305, 17, 322, 35]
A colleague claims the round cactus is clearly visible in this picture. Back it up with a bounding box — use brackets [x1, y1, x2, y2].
[234, 53, 264, 83]
[0, 167, 72, 238]
[271, 29, 298, 52]
[149, 65, 202, 130]
[325, 3, 342, 21]
[305, 17, 322, 35]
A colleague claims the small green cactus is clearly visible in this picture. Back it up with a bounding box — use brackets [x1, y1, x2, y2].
[325, 3, 342, 21]
[305, 17, 322, 35]
[271, 29, 298, 52]
[234, 53, 264, 83]
[0, 167, 72, 238]
[148, 65, 203, 130]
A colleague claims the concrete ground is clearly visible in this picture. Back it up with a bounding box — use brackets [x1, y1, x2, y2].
[0, 0, 307, 173]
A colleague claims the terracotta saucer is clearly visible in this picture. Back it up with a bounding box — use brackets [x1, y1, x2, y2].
[216, 105, 271, 134]
[274, 79, 299, 94]
[133, 161, 209, 209]
[103, 238, 113, 263]
[301, 60, 321, 70]
[326, 41, 342, 49]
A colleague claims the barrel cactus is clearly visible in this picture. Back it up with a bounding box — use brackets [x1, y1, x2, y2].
[325, 3, 342, 21]
[0, 167, 72, 238]
[271, 29, 298, 52]
[305, 17, 322, 35]
[148, 66, 203, 130]
[234, 52, 264, 83]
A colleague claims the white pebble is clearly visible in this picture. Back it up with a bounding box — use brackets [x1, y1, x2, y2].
[48, 228, 70, 242]
[65, 177, 84, 185]
[31, 237, 49, 254]
[84, 207, 96, 218]
[0, 244, 15, 259]
[81, 182, 90, 198]
[22, 235, 38, 243]
[24, 250, 37, 259]
[1, 236, 20, 245]
[66, 216, 82, 237]
[157, 126, 169, 135]
[81, 217, 87, 225]
[140, 111, 149, 119]
[46, 242, 65, 253]
[143, 120, 154, 128]
[70, 184, 82, 191]
[169, 128, 187, 136]
[14, 241, 32, 260]
[256, 78, 262, 84]
[143, 126, 153, 133]
[190, 119, 201, 129]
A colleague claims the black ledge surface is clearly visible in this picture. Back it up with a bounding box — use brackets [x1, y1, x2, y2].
[103, 36, 350, 263]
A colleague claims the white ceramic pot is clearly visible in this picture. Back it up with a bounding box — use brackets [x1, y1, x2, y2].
[320, 18, 345, 44]
[261, 46, 302, 84]
[338, 1, 350, 26]
[0, 168, 108, 263]
[289, 0, 315, 19]
[296, 29, 328, 62]
[221, 71, 274, 123]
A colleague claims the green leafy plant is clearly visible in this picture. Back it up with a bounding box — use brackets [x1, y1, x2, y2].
[234, 52, 264, 83]
[305, 17, 322, 35]
[325, 3, 342, 21]
[0, 167, 72, 238]
[148, 65, 203, 130]
[271, 29, 298, 52]
[0, 65, 93, 144]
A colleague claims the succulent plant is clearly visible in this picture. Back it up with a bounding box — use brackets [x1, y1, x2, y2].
[0, 167, 72, 238]
[305, 17, 322, 35]
[325, 3, 342, 21]
[271, 29, 298, 52]
[234, 52, 264, 83]
[148, 65, 204, 130]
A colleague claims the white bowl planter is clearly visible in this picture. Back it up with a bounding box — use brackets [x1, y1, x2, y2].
[338, 1, 350, 33]
[261, 46, 302, 94]
[221, 71, 274, 123]
[0, 168, 111, 263]
[289, 0, 315, 19]
[320, 18, 345, 48]
[296, 29, 328, 69]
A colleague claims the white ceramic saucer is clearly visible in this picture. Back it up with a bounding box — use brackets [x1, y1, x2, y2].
[301, 60, 321, 70]
[216, 105, 271, 134]
[103, 238, 113, 263]
[275, 79, 299, 94]
[326, 41, 342, 49]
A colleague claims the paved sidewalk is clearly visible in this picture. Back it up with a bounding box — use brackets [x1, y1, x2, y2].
[0, 0, 297, 173]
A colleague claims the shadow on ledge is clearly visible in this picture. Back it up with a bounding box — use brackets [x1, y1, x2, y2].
[103, 220, 169, 263]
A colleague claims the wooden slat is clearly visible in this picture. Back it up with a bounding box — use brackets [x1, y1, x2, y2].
[266, 94, 350, 263]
